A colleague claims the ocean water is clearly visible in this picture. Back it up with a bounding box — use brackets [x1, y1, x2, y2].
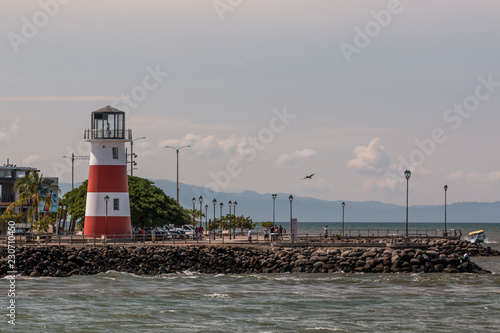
[2, 223, 500, 333]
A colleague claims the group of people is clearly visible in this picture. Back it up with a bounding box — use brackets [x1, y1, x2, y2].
[262, 225, 286, 243]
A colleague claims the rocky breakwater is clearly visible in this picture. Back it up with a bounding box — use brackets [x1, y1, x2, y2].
[0, 239, 497, 278]
[278, 242, 495, 275]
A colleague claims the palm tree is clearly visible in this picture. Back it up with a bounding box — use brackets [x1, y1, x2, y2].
[7, 168, 60, 225]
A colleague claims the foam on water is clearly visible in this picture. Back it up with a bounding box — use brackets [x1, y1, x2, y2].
[4, 222, 500, 332]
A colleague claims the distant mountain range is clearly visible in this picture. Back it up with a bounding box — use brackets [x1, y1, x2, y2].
[60, 178, 500, 223]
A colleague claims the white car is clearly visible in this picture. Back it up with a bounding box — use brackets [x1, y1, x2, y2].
[163, 225, 187, 238]
[177, 225, 198, 238]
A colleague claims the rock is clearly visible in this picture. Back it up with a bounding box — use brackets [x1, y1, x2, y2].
[1, 238, 496, 278]
[434, 264, 445, 272]
[409, 257, 419, 265]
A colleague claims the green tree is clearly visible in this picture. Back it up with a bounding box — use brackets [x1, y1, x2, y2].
[7, 168, 60, 225]
[183, 208, 204, 227]
[32, 213, 57, 234]
[234, 215, 256, 232]
[0, 210, 26, 235]
[128, 176, 189, 228]
[61, 180, 88, 231]
[62, 176, 189, 229]
[260, 221, 273, 228]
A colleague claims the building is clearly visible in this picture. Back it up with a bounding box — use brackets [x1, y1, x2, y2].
[0, 163, 39, 214]
[83, 106, 133, 238]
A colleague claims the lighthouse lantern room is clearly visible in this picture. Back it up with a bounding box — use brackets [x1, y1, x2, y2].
[84, 106, 132, 238]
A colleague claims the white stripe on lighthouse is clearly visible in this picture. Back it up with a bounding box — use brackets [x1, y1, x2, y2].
[85, 192, 131, 217]
[89, 142, 127, 165]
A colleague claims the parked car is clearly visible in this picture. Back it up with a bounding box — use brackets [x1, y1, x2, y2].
[163, 225, 187, 238]
[155, 228, 173, 238]
[177, 225, 196, 238]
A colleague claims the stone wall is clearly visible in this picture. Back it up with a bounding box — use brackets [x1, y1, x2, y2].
[1, 239, 497, 278]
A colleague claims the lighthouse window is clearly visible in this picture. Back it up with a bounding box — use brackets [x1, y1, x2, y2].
[112, 147, 119, 159]
[113, 198, 119, 211]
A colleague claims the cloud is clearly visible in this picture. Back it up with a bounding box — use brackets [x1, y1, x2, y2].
[24, 155, 40, 165]
[275, 149, 316, 167]
[449, 170, 500, 182]
[360, 177, 399, 192]
[448, 170, 464, 180]
[387, 163, 432, 177]
[347, 138, 390, 175]
[0, 117, 20, 142]
[160, 133, 243, 158]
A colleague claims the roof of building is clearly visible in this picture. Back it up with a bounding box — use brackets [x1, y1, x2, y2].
[0, 165, 39, 172]
[92, 105, 125, 114]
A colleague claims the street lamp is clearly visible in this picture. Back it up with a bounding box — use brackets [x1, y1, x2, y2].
[192, 197, 196, 227]
[228, 200, 232, 239]
[212, 199, 217, 220]
[205, 204, 208, 233]
[199, 196, 203, 230]
[219, 201, 224, 238]
[289, 195, 293, 241]
[212, 199, 217, 237]
[444, 185, 448, 236]
[342, 201, 345, 236]
[130, 136, 146, 176]
[104, 195, 109, 243]
[233, 201, 238, 238]
[165, 145, 191, 203]
[62, 153, 90, 190]
[404, 170, 411, 238]
[272, 194, 277, 226]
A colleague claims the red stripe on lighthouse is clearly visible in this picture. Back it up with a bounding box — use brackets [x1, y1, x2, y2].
[87, 165, 129, 193]
[84, 216, 132, 237]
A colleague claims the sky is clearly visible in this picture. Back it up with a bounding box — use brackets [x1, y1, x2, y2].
[1, 0, 500, 207]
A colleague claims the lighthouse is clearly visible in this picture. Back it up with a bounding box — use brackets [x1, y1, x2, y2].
[83, 106, 132, 238]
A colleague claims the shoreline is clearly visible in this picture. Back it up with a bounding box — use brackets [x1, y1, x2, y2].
[1, 239, 499, 278]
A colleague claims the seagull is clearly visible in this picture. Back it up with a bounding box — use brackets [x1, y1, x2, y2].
[302, 173, 315, 180]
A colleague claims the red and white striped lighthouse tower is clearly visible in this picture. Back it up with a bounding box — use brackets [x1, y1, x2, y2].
[83, 106, 132, 238]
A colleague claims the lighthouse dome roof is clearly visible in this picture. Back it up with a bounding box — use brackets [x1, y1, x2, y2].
[92, 105, 125, 114]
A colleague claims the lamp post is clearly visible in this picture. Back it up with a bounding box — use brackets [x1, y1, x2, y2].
[165, 145, 191, 203]
[212, 199, 217, 239]
[199, 196, 203, 230]
[289, 195, 293, 241]
[404, 170, 411, 238]
[272, 194, 277, 226]
[212, 199, 217, 220]
[444, 185, 448, 236]
[62, 153, 75, 190]
[62, 153, 90, 190]
[205, 204, 208, 234]
[233, 201, 237, 238]
[104, 195, 109, 243]
[192, 197, 196, 227]
[219, 201, 224, 238]
[228, 200, 232, 239]
[342, 201, 345, 236]
[130, 136, 146, 176]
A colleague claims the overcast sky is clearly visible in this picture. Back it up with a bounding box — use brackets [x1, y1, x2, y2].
[1, 0, 500, 207]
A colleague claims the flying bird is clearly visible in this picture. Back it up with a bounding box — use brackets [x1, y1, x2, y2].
[302, 173, 315, 180]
